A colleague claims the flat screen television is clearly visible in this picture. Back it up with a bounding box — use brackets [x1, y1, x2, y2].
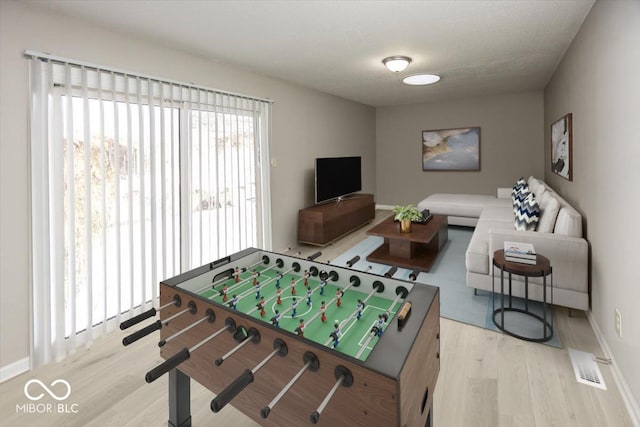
[315, 156, 362, 204]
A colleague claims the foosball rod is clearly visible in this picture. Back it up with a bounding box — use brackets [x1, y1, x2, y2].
[214, 327, 260, 366]
[353, 291, 405, 359]
[222, 258, 285, 296]
[119, 294, 181, 330]
[194, 255, 272, 294]
[162, 301, 197, 326]
[211, 339, 288, 413]
[122, 301, 196, 346]
[145, 318, 236, 383]
[323, 282, 384, 347]
[195, 271, 233, 294]
[231, 263, 296, 303]
[261, 352, 320, 419]
[310, 366, 354, 424]
[246, 263, 302, 316]
[303, 276, 361, 328]
[158, 308, 215, 347]
[345, 255, 360, 267]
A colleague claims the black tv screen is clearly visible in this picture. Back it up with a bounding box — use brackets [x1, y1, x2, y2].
[315, 156, 362, 204]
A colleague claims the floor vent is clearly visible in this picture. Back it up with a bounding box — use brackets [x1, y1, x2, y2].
[568, 348, 607, 390]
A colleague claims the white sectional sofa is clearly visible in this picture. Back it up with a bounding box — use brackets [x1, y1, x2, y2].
[418, 177, 589, 311]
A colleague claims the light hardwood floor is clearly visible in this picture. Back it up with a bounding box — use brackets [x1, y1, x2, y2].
[0, 210, 633, 426]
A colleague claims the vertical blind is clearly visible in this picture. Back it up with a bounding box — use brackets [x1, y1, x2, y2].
[28, 52, 272, 366]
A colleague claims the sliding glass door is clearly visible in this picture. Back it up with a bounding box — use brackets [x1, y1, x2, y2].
[29, 55, 271, 365]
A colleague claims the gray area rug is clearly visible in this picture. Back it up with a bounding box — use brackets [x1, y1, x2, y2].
[331, 226, 561, 348]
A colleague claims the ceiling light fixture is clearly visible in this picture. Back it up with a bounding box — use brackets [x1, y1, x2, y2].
[382, 56, 412, 72]
[402, 74, 441, 86]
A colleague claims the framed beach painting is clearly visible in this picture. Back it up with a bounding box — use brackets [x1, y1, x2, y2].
[422, 127, 480, 171]
[551, 113, 572, 181]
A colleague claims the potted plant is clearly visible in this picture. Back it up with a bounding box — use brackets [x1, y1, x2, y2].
[392, 204, 422, 233]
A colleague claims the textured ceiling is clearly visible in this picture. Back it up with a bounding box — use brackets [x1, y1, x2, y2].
[26, 0, 595, 106]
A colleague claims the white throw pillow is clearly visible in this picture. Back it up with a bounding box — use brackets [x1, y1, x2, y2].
[537, 192, 561, 233]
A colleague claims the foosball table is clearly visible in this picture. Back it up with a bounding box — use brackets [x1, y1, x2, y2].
[120, 248, 440, 427]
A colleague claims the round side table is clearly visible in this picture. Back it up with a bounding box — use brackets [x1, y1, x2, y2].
[492, 249, 553, 342]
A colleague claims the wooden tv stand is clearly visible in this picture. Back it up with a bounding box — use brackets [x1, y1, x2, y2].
[298, 194, 375, 246]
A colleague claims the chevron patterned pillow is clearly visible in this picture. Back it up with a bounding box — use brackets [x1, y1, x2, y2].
[511, 178, 529, 214]
[515, 192, 540, 231]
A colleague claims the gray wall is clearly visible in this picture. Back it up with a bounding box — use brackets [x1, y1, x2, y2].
[0, 1, 375, 371]
[544, 0, 640, 406]
[375, 91, 544, 205]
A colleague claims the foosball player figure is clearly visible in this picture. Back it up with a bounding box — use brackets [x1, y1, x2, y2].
[229, 294, 239, 310]
[252, 271, 259, 285]
[295, 319, 305, 337]
[303, 270, 309, 286]
[336, 289, 343, 307]
[276, 288, 282, 305]
[330, 323, 341, 348]
[255, 282, 261, 299]
[319, 278, 327, 296]
[320, 301, 327, 322]
[305, 286, 313, 306]
[270, 310, 281, 328]
[375, 314, 385, 337]
[275, 272, 283, 289]
[256, 297, 266, 317]
[220, 284, 229, 302]
[291, 297, 298, 318]
[290, 277, 297, 295]
[233, 267, 241, 283]
[356, 299, 365, 320]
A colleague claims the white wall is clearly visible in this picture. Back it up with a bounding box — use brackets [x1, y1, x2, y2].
[0, 1, 375, 372]
[375, 91, 544, 205]
[544, 0, 640, 412]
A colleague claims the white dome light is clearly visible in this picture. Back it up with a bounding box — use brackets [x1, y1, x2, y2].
[382, 56, 412, 72]
[403, 74, 441, 85]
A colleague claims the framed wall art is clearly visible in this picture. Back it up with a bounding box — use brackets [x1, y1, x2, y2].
[551, 113, 573, 181]
[421, 127, 480, 171]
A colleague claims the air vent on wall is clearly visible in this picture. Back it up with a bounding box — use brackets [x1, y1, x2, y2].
[568, 348, 607, 390]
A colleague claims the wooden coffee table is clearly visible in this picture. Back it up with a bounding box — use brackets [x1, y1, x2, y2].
[366, 214, 448, 272]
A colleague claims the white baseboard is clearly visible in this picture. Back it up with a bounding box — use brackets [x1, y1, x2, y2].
[0, 356, 30, 383]
[586, 311, 640, 427]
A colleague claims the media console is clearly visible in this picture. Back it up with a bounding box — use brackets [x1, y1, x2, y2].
[298, 194, 375, 246]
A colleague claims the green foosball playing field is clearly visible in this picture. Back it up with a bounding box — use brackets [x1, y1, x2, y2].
[198, 265, 400, 360]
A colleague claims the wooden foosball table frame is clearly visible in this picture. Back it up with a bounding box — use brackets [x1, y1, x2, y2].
[146, 248, 440, 427]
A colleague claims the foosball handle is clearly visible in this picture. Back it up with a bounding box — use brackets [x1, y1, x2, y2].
[310, 411, 321, 424]
[211, 369, 255, 413]
[346, 255, 360, 267]
[120, 308, 157, 330]
[384, 266, 398, 278]
[122, 320, 162, 346]
[145, 348, 191, 383]
[260, 406, 271, 419]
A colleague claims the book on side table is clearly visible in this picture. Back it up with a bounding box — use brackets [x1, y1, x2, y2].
[504, 241, 537, 265]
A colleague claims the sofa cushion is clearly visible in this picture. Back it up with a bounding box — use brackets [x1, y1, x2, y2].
[537, 192, 561, 233]
[527, 176, 545, 198]
[555, 207, 582, 237]
[466, 217, 514, 274]
[514, 193, 540, 231]
[417, 193, 496, 218]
